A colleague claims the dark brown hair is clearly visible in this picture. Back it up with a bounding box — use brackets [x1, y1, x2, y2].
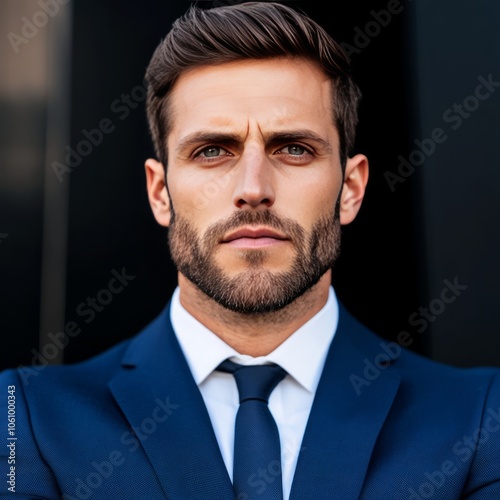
[145, 1, 361, 169]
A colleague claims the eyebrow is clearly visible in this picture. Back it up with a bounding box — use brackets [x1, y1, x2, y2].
[176, 132, 241, 154]
[175, 129, 333, 154]
[265, 130, 333, 153]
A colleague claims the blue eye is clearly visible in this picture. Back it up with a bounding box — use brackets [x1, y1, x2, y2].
[284, 145, 307, 155]
[276, 144, 312, 157]
[199, 146, 229, 158]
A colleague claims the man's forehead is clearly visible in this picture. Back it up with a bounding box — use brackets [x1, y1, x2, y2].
[167, 58, 335, 138]
[169, 58, 332, 105]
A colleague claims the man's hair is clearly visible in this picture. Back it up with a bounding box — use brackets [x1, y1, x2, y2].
[145, 1, 361, 169]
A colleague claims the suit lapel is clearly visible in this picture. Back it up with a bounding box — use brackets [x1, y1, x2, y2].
[290, 304, 401, 500]
[108, 300, 400, 499]
[109, 304, 235, 500]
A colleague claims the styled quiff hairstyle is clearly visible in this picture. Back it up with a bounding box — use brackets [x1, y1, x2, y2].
[145, 1, 361, 169]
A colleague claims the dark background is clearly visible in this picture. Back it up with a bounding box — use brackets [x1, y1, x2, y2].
[1, 0, 499, 371]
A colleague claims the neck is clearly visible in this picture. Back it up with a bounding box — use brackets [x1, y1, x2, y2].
[177, 271, 331, 357]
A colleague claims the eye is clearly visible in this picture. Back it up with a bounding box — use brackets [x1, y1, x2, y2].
[279, 145, 309, 156]
[196, 146, 231, 159]
[274, 144, 314, 162]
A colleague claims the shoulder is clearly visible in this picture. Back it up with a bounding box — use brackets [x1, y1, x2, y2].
[335, 305, 500, 497]
[0, 310, 168, 498]
[0, 337, 133, 454]
[0, 316, 146, 421]
[339, 302, 500, 399]
[2, 302, 172, 398]
[3, 335, 130, 396]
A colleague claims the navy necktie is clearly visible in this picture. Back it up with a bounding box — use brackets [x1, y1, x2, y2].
[217, 359, 287, 500]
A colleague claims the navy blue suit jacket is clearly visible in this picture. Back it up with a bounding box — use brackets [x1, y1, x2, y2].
[1, 302, 500, 499]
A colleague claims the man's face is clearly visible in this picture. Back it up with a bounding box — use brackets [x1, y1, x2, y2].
[163, 58, 347, 313]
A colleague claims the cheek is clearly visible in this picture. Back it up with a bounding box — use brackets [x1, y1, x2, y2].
[278, 173, 341, 224]
[168, 171, 234, 228]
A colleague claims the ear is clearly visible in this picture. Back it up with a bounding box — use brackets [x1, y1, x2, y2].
[145, 158, 171, 227]
[339, 153, 369, 225]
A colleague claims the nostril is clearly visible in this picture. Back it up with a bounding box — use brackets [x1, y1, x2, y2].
[236, 197, 272, 208]
[235, 196, 273, 207]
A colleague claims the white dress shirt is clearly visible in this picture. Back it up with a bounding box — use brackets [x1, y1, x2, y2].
[170, 286, 339, 500]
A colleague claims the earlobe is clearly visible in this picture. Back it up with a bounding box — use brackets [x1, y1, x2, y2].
[144, 158, 171, 227]
[339, 154, 369, 225]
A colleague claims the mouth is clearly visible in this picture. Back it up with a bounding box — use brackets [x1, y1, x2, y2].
[221, 226, 289, 249]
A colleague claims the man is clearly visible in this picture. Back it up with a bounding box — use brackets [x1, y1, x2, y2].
[1, 2, 500, 499]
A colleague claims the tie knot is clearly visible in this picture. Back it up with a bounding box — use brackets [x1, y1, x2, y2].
[217, 359, 287, 403]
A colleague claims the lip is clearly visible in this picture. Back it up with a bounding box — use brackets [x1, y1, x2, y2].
[221, 226, 289, 244]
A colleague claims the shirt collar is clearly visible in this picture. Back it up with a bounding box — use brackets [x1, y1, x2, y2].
[170, 286, 339, 393]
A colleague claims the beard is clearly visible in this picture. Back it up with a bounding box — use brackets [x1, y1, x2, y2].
[167, 204, 341, 314]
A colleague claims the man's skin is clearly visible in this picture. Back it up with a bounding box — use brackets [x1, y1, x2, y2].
[145, 57, 369, 356]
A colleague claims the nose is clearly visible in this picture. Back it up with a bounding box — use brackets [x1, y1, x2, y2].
[232, 147, 275, 209]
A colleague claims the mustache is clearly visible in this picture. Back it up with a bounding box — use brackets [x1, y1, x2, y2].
[201, 210, 306, 248]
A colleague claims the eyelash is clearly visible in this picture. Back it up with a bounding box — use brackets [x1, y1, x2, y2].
[193, 146, 232, 162]
[275, 144, 314, 157]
